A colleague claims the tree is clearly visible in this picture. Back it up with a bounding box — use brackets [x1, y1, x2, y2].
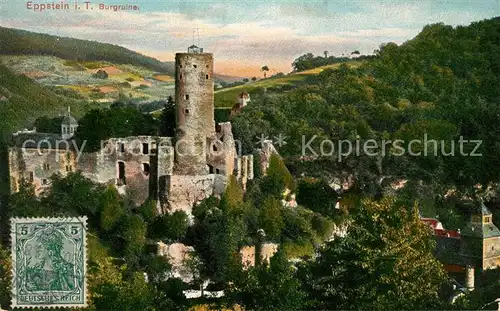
[324, 50, 329, 58]
[242, 78, 249, 83]
[93, 69, 109, 79]
[298, 197, 447, 310]
[33, 115, 64, 133]
[76, 106, 158, 152]
[188, 196, 247, 284]
[0, 244, 11, 309]
[88, 257, 158, 311]
[251, 77, 257, 82]
[99, 185, 125, 232]
[260, 154, 296, 198]
[121, 215, 147, 260]
[159, 96, 176, 137]
[453, 268, 500, 310]
[297, 177, 342, 219]
[149, 210, 189, 241]
[42, 172, 106, 225]
[261, 65, 269, 78]
[221, 175, 244, 210]
[229, 248, 306, 311]
[259, 198, 284, 241]
[7, 178, 44, 217]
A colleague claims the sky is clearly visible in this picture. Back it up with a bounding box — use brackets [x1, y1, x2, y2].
[0, 0, 499, 77]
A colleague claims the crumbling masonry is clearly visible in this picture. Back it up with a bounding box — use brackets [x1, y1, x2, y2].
[7, 46, 278, 215]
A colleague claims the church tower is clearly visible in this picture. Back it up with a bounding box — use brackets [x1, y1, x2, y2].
[174, 45, 215, 175]
[61, 106, 78, 140]
[460, 201, 500, 270]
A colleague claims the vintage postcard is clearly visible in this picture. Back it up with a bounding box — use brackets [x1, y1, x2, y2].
[10, 217, 88, 308]
[0, 1, 499, 310]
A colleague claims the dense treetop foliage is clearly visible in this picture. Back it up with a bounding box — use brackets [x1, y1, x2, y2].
[0, 64, 86, 137]
[298, 197, 447, 310]
[292, 52, 375, 72]
[233, 17, 500, 200]
[75, 105, 159, 152]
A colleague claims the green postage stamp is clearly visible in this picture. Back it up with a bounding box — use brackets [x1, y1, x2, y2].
[10, 217, 88, 308]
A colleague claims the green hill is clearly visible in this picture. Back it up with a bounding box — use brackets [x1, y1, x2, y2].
[0, 64, 99, 136]
[214, 61, 362, 107]
[0, 26, 174, 74]
[230, 16, 500, 191]
[0, 55, 175, 105]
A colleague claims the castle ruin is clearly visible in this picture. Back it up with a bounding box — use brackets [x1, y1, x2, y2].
[7, 46, 276, 215]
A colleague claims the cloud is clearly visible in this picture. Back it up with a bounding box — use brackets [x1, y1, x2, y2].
[0, 0, 498, 76]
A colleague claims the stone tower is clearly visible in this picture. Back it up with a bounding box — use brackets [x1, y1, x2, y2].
[174, 45, 215, 175]
[460, 201, 500, 270]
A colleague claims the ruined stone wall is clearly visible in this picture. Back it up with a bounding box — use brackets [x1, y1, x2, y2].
[240, 243, 279, 269]
[157, 242, 195, 283]
[240, 246, 256, 269]
[77, 136, 170, 205]
[241, 156, 248, 190]
[8, 147, 76, 195]
[483, 236, 500, 269]
[258, 140, 278, 176]
[166, 174, 228, 213]
[207, 122, 237, 176]
[156, 145, 175, 213]
[175, 53, 215, 175]
[77, 151, 115, 184]
[260, 243, 279, 264]
[234, 154, 254, 190]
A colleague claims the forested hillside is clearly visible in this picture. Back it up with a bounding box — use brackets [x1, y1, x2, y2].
[232, 17, 500, 223]
[0, 64, 92, 137]
[0, 27, 174, 74]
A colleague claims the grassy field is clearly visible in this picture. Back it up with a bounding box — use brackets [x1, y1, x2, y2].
[0, 55, 175, 104]
[214, 61, 361, 107]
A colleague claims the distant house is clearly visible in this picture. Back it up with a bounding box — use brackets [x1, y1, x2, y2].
[230, 92, 250, 119]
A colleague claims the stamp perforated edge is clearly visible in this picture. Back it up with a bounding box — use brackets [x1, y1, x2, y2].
[10, 216, 88, 309]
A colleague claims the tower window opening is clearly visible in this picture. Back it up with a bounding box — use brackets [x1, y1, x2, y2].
[29, 172, 34, 182]
[142, 163, 150, 176]
[215, 168, 220, 174]
[206, 65, 209, 68]
[180, 73, 183, 79]
[118, 161, 126, 182]
[42, 179, 48, 185]
[193, 64, 197, 68]
[213, 144, 218, 152]
[206, 74, 209, 79]
[179, 64, 182, 68]
[208, 165, 214, 174]
[185, 109, 190, 115]
[185, 94, 189, 100]
[118, 142, 125, 153]
[142, 143, 149, 155]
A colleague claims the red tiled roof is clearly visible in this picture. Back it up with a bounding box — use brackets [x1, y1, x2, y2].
[421, 218, 461, 239]
[434, 229, 461, 239]
[421, 218, 444, 230]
